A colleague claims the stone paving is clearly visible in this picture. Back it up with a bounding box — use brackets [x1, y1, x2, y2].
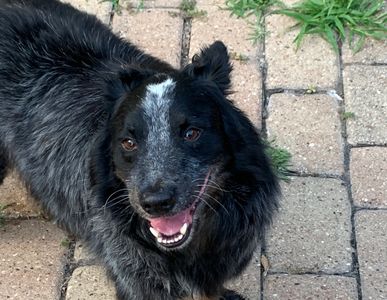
[0, 0, 386, 299]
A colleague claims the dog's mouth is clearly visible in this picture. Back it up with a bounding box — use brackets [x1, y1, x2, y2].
[148, 200, 197, 248]
[147, 170, 211, 249]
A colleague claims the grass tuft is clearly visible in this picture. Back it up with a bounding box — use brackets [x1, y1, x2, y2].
[341, 111, 356, 120]
[264, 140, 292, 181]
[274, 0, 387, 52]
[180, 0, 207, 18]
[225, 0, 281, 42]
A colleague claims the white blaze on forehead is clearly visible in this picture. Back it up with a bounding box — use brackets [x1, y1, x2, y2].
[141, 78, 175, 175]
[142, 78, 175, 131]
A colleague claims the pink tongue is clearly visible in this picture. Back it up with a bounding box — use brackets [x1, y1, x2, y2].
[149, 208, 192, 236]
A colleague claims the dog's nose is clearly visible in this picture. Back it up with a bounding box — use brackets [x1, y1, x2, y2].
[140, 186, 177, 216]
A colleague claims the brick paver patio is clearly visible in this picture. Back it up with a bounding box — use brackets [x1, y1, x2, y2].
[0, 0, 386, 299]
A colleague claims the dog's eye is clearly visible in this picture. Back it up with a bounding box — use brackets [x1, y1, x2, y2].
[184, 127, 201, 142]
[121, 138, 137, 151]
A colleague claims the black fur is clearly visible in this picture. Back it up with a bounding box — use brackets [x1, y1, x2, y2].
[0, 1, 279, 299]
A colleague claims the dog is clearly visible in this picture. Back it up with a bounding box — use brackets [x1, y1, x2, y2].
[0, 0, 279, 299]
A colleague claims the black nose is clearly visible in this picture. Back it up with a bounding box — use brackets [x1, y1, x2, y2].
[140, 186, 177, 216]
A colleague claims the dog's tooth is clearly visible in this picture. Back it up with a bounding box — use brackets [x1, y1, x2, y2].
[180, 223, 188, 235]
[157, 237, 163, 243]
[149, 227, 160, 238]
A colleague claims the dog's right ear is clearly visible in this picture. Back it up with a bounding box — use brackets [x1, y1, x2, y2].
[106, 68, 154, 100]
[104, 67, 155, 120]
[184, 41, 232, 95]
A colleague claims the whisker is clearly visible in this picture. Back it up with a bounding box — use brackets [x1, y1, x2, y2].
[194, 194, 218, 216]
[103, 188, 128, 209]
[200, 191, 229, 215]
[196, 183, 231, 193]
[104, 195, 129, 209]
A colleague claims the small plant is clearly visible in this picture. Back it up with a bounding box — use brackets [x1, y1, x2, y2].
[229, 51, 250, 63]
[180, 0, 207, 18]
[101, 0, 119, 10]
[264, 140, 292, 181]
[60, 238, 71, 248]
[341, 111, 356, 120]
[136, 0, 145, 12]
[0, 204, 8, 227]
[225, 0, 281, 42]
[306, 85, 317, 94]
[274, 0, 387, 52]
[225, 0, 279, 18]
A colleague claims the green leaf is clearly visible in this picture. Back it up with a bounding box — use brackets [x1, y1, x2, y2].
[334, 17, 346, 40]
[353, 34, 366, 52]
[324, 24, 339, 52]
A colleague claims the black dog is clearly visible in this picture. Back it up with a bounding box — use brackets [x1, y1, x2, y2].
[0, 1, 279, 299]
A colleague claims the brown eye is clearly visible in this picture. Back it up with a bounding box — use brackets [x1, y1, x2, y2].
[121, 138, 137, 151]
[184, 127, 201, 142]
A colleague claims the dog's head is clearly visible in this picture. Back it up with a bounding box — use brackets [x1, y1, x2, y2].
[108, 41, 275, 250]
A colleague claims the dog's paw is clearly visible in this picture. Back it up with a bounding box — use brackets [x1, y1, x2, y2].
[220, 289, 245, 300]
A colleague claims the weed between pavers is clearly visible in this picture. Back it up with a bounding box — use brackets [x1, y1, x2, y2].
[264, 140, 292, 181]
[341, 111, 356, 120]
[180, 0, 207, 18]
[275, 0, 387, 53]
[225, 0, 282, 43]
[225, 0, 387, 52]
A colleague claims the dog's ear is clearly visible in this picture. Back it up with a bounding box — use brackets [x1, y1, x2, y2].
[184, 41, 232, 95]
[108, 68, 154, 99]
[104, 67, 155, 119]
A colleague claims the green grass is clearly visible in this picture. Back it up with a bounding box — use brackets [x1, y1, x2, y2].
[102, 0, 119, 9]
[341, 111, 356, 120]
[180, 0, 207, 18]
[136, 0, 145, 12]
[225, 0, 281, 42]
[224, 0, 386, 52]
[274, 0, 387, 52]
[225, 0, 280, 18]
[264, 140, 292, 181]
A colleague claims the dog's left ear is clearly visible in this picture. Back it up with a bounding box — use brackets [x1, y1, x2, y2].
[184, 41, 232, 95]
